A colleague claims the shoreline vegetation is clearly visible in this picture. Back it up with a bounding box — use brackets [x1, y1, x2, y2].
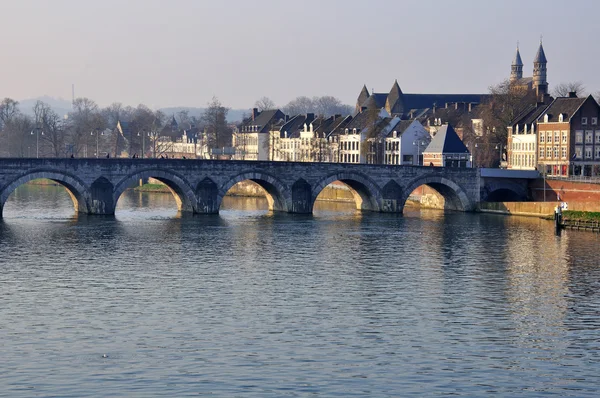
[22, 180, 600, 227]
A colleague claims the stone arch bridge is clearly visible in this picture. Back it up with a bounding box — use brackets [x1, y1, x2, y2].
[0, 159, 537, 217]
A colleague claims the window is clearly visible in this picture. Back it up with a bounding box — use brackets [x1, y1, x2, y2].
[585, 147, 592, 159]
[553, 146, 559, 158]
[562, 131, 568, 143]
[561, 147, 567, 159]
[540, 133, 545, 143]
[586, 131, 593, 144]
[593, 117, 598, 125]
[539, 148, 544, 158]
[554, 131, 560, 143]
[582, 117, 588, 125]
[596, 132, 600, 144]
[596, 147, 600, 159]
[547, 132, 552, 143]
[576, 131, 583, 143]
[575, 146, 583, 159]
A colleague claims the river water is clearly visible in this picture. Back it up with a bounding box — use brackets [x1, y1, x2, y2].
[1, 184, 599, 397]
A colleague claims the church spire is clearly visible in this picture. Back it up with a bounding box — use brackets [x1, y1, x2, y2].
[533, 38, 548, 98]
[510, 44, 523, 83]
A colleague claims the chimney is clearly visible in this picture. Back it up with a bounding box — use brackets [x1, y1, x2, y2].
[568, 91, 577, 98]
[468, 103, 472, 112]
[455, 103, 459, 110]
[252, 108, 259, 120]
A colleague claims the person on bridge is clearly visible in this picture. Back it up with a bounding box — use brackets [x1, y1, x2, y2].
[106, 153, 110, 159]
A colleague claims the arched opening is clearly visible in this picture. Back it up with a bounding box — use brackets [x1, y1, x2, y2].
[485, 188, 525, 202]
[113, 170, 196, 216]
[0, 172, 89, 218]
[403, 176, 473, 213]
[218, 172, 287, 214]
[313, 173, 381, 214]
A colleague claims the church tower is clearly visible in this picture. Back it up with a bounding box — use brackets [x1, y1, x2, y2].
[533, 40, 548, 98]
[356, 85, 370, 113]
[385, 79, 405, 116]
[510, 45, 523, 83]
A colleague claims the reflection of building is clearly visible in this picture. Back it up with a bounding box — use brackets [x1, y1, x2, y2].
[536, 95, 600, 176]
[422, 124, 471, 167]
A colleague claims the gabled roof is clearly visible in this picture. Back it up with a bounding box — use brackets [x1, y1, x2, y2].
[423, 124, 469, 154]
[538, 97, 587, 123]
[385, 119, 414, 138]
[325, 115, 353, 138]
[386, 80, 405, 115]
[242, 109, 285, 133]
[534, 42, 547, 63]
[512, 47, 523, 66]
[279, 113, 316, 138]
[509, 102, 551, 128]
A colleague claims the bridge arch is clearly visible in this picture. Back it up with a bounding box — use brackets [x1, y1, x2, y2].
[219, 171, 288, 212]
[113, 169, 197, 213]
[312, 172, 382, 212]
[402, 174, 474, 212]
[482, 180, 529, 202]
[0, 170, 90, 217]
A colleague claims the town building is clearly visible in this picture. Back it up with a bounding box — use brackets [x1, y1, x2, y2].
[233, 108, 285, 160]
[422, 124, 471, 167]
[382, 119, 431, 165]
[536, 94, 600, 177]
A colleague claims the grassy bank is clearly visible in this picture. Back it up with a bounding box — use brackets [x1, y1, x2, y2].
[562, 210, 600, 222]
[133, 184, 170, 193]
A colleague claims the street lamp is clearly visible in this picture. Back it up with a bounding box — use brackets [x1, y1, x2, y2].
[495, 144, 504, 168]
[91, 128, 103, 158]
[413, 140, 425, 165]
[137, 130, 151, 158]
[31, 127, 43, 158]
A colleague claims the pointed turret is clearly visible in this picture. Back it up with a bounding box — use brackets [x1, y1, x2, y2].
[385, 79, 405, 116]
[510, 46, 524, 83]
[533, 40, 548, 98]
[356, 84, 370, 113]
[534, 41, 547, 64]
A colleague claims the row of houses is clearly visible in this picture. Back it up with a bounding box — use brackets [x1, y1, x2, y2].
[232, 106, 471, 167]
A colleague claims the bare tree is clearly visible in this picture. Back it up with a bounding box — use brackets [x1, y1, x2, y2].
[202, 96, 231, 151]
[0, 98, 20, 130]
[282, 96, 313, 115]
[552, 81, 585, 98]
[33, 101, 67, 157]
[1, 114, 34, 157]
[313, 96, 353, 117]
[254, 96, 276, 111]
[68, 98, 104, 157]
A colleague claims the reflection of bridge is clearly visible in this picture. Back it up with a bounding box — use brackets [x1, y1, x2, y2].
[0, 159, 538, 216]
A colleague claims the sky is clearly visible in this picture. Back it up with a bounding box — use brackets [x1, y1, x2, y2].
[2, 0, 599, 110]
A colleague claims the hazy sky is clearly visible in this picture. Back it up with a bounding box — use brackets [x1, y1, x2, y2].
[2, 0, 599, 110]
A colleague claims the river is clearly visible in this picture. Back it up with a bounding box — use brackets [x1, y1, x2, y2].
[1, 184, 599, 397]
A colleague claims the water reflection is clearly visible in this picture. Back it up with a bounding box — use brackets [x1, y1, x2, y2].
[1, 185, 600, 396]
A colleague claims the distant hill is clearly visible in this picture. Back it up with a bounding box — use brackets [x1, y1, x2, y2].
[15, 97, 248, 123]
[18, 96, 72, 118]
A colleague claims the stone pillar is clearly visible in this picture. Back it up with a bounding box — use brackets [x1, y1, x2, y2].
[290, 179, 312, 213]
[89, 178, 116, 215]
[196, 178, 219, 214]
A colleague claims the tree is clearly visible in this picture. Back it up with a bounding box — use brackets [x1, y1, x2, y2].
[202, 96, 231, 151]
[33, 101, 66, 157]
[68, 98, 104, 157]
[254, 96, 276, 111]
[552, 81, 585, 98]
[1, 114, 34, 157]
[0, 98, 20, 130]
[282, 96, 313, 115]
[473, 79, 537, 167]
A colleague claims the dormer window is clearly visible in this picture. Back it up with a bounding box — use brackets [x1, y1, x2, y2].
[516, 124, 519, 134]
[544, 114, 549, 123]
[593, 117, 598, 125]
[582, 117, 588, 125]
[393, 131, 397, 138]
[524, 124, 527, 133]
[558, 114, 564, 123]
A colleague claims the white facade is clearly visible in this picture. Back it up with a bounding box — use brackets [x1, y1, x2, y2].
[509, 132, 537, 170]
[384, 120, 430, 165]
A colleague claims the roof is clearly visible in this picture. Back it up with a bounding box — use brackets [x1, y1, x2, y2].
[242, 109, 285, 133]
[512, 47, 523, 66]
[403, 93, 487, 110]
[538, 97, 587, 123]
[386, 80, 404, 114]
[534, 42, 547, 63]
[509, 102, 551, 127]
[384, 119, 413, 137]
[423, 124, 469, 154]
[279, 113, 316, 138]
